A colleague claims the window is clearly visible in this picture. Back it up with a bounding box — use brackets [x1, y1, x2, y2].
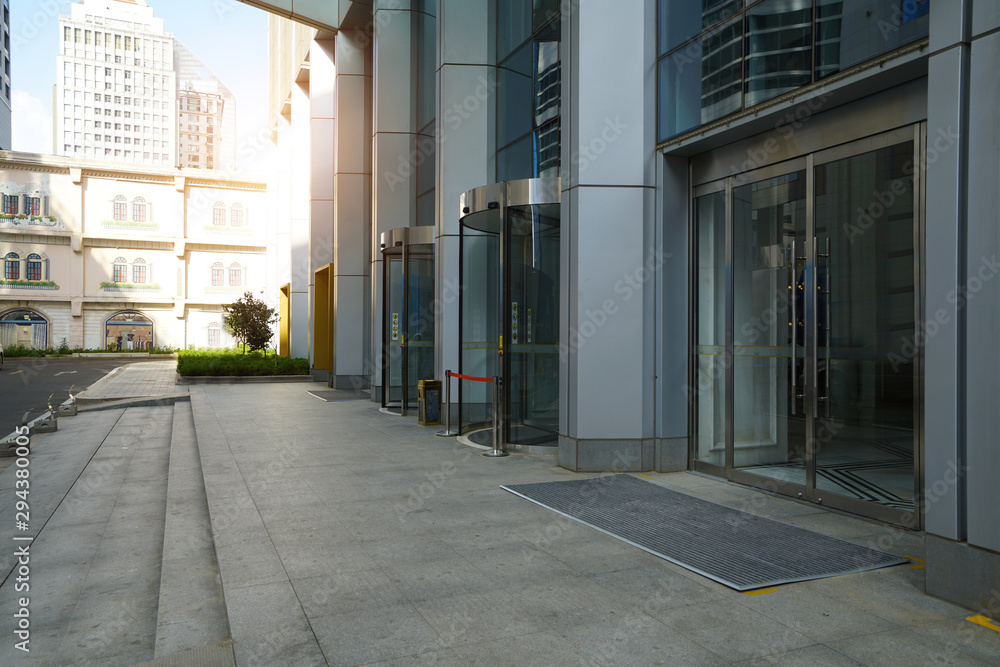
[132, 258, 147, 284]
[26, 254, 42, 282]
[2, 194, 17, 215]
[211, 262, 224, 286]
[208, 323, 221, 347]
[25, 197, 41, 216]
[112, 257, 128, 283]
[230, 204, 244, 227]
[133, 197, 146, 222]
[229, 263, 242, 287]
[212, 203, 226, 226]
[113, 196, 127, 221]
[3, 252, 18, 280]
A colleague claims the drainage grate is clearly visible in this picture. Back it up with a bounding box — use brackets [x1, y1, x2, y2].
[502, 474, 908, 591]
[306, 389, 370, 402]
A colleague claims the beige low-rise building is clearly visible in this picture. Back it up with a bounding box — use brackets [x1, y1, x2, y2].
[0, 151, 267, 350]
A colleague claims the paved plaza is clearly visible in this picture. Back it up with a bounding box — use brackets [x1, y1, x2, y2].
[0, 362, 997, 665]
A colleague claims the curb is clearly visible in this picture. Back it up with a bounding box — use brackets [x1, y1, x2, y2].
[175, 374, 313, 385]
[73, 366, 124, 402]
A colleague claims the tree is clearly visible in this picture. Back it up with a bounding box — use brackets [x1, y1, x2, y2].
[223, 291, 278, 354]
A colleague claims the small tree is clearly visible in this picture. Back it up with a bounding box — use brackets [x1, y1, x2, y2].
[223, 291, 278, 355]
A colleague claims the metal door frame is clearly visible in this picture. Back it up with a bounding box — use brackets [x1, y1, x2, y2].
[380, 225, 434, 414]
[689, 125, 924, 527]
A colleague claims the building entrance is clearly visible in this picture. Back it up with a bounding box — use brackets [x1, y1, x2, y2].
[459, 179, 560, 451]
[692, 126, 922, 527]
[380, 226, 435, 414]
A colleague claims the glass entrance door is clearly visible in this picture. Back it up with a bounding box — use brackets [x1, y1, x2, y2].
[381, 228, 435, 414]
[459, 179, 561, 451]
[692, 127, 920, 526]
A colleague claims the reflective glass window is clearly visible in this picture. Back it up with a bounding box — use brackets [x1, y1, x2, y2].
[416, 12, 436, 131]
[659, 0, 741, 56]
[745, 0, 812, 107]
[815, 0, 929, 80]
[497, 134, 533, 183]
[497, 0, 531, 62]
[497, 42, 533, 149]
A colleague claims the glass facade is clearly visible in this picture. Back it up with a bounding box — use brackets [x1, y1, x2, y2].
[658, 0, 930, 141]
[415, 3, 436, 226]
[496, 6, 560, 182]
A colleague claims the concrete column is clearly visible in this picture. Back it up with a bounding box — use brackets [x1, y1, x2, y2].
[311, 38, 336, 381]
[435, 0, 494, 389]
[290, 81, 311, 360]
[372, 0, 419, 399]
[557, 0, 658, 471]
[274, 115, 294, 352]
[329, 29, 373, 389]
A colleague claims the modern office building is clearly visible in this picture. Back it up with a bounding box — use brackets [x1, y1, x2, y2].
[0, 151, 267, 350]
[174, 40, 237, 171]
[55, 0, 178, 166]
[253, 0, 998, 615]
[0, 0, 11, 150]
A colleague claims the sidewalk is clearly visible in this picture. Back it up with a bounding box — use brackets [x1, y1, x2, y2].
[1, 361, 998, 665]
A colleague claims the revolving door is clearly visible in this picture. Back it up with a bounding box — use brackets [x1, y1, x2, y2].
[459, 179, 560, 451]
[380, 226, 435, 414]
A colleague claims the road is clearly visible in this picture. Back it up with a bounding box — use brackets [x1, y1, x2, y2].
[0, 357, 149, 437]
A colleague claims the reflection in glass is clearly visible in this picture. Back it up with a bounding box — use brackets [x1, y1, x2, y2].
[745, 0, 812, 107]
[815, 0, 929, 80]
[460, 219, 501, 430]
[659, 0, 742, 55]
[498, 43, 533, 149]
[406, 254, 435, 403]
[732, 172, 807, 475]
[497, 0, 531, 61]
[694, 191, 727, 465]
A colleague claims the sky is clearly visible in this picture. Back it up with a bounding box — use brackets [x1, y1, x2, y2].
[9, 0, 274, 175]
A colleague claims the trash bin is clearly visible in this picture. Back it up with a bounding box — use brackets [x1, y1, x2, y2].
[417, 379, 441, 426]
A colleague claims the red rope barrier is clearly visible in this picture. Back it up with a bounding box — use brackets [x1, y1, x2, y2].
[447, 371, 494, 383]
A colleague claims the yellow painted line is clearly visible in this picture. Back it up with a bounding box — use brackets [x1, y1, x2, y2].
[905, 556, 925, 570]
[745, 588, 778, 596]
[634, 474, 653, 480]
[966, 615, 1000, 633]
[9, 370, 22, 375]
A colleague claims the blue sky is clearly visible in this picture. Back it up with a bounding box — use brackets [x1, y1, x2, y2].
[9, 0, 273, 174]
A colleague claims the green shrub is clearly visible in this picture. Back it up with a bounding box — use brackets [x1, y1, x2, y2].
[0, 345, 178, 357]
[176, 348, 309, 377]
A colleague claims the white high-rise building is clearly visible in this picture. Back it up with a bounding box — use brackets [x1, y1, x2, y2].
[174, 40, 237, 171]
[55, 0, 177, 166]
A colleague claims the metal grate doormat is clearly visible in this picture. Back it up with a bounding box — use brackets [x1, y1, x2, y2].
[306, 389, 370, 402]
[501, 474, 908, 591]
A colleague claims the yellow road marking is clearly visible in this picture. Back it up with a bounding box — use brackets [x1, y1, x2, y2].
[967, 615, 1000, 633]
[634, 474, 653, 480]
[9, 370, 22, 375]
[905, 556, 925, 570]
[745, 588, 778, 596]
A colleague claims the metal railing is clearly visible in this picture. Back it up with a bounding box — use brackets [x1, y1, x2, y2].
[436, 369, 506, 458]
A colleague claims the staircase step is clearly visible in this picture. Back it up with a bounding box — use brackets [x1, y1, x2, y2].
[154, 402, 231, 659]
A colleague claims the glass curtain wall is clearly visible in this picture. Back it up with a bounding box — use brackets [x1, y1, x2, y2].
[416, 2, 436, 225]
[657, 0, 930, 141]
[692, 131, 919, 525]
[497, 3, 561, 181]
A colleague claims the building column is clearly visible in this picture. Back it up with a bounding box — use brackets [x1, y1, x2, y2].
[558, 0, 658, 471]
[310, 37, 336, 382]
[435, 0, 494, 394]
[329, 29, 373, 389]
[289, 81, 311, 360]
[371, 0, 419, 400]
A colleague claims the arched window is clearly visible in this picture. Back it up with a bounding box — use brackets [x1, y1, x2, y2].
[3, 252, 20, 280]
[230, 203, 244, 227]
[211, 262, 225, 286]
[208, 322, 222, 348]
[112, 256, 128, 283]
[212, 202, 226, 226]
[26, 254, 42, 282]
[0, 308, 49, 349]
[106, 310, 153, 351]
[228, 262, 242, 287]
[132, 258, 147, 284]
[113, 195, 128, 222]
[133, 196, 147, 222]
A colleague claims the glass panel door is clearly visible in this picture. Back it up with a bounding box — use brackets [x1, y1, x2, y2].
[812, 141, 916, 514]
[407, 252, 436, 405]
[731, 171, 809, 483]
[459, 214, 501, 432]
[691, 131, 920, 525]
[384, 256, 404, 408]
[506, 203, 560, 446]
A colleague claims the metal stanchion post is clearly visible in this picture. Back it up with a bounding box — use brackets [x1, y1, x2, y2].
[483, 375, 508, 457]
[436, 370, 459, 437]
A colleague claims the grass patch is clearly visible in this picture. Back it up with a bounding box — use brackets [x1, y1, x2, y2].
[177, 348, 309, 377]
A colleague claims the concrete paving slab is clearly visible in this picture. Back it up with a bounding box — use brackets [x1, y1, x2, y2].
[308, 603, 446, 665]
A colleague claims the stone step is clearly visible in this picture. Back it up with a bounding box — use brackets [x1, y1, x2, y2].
[153, 401, 232, 660]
